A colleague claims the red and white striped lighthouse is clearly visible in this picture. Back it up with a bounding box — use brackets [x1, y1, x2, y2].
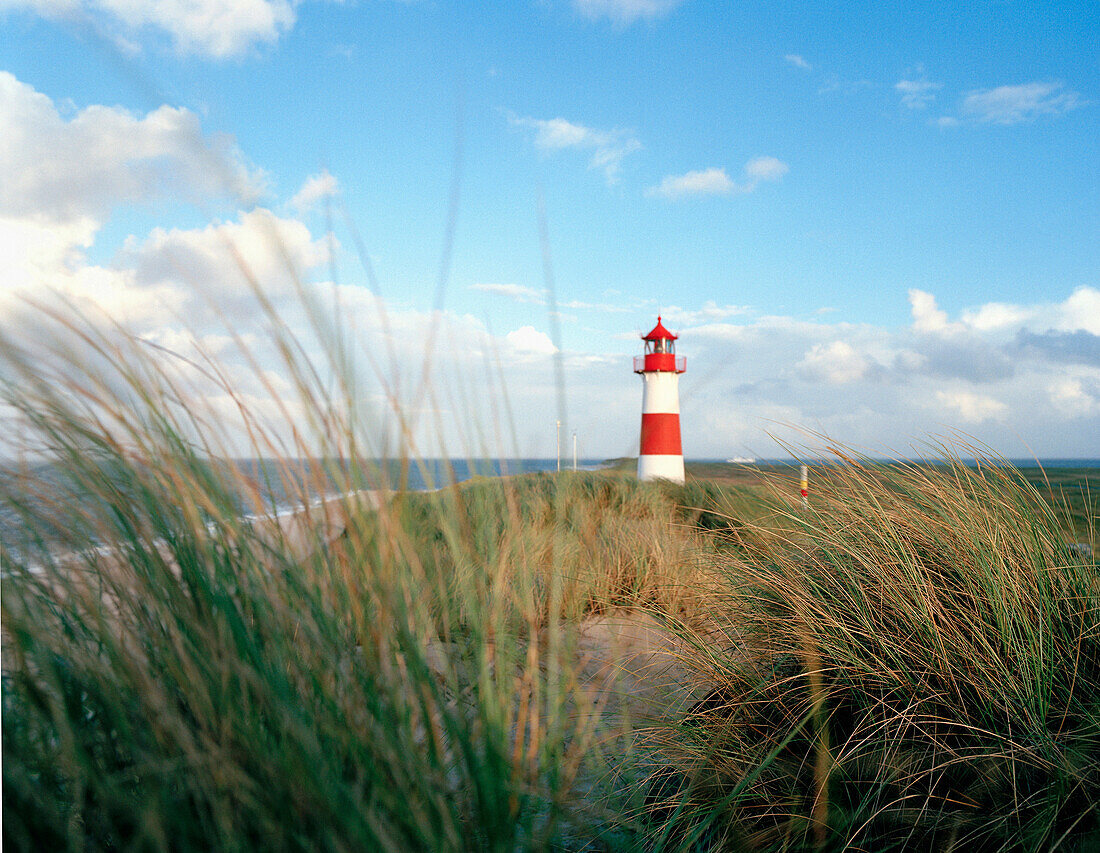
[634, 316, 686, 484]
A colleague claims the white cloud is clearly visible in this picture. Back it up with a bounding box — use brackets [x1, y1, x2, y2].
[1059, 288, 1100, 335]
[784, 54, 811, 70]
[0, 214, 98, 292]
[0, 72, 270, 320]
[961, 302, 1030, 332]
[666, 285, 1100, 456]
[1049, 378, 1099, 416]
[3, 80, 1097, 461]
[1, 208, 329, 332]
[126, 209, 329, 313]
[912, 286, 1100, 338]
[289, 170, 338, 212]
[505, 325, 557, 356]
[0, 72, 263, 226]
[798, 340, 870, 384]
[648, 157, 788, 200]
[509, 115, 641, 182]
[647, 167, 735, 199]
[0, 71, 322, 343]
[2, 0, 296, 58]
[934, 390, 1008, 423]
[470, 283, 546, 304]
[960, 81, 1082, 125]
[572, 0, 683, 24]
[896, 78, 940, 110]
[744, 156, 788, 182]
[662, 302, 750, 326]
[909, 289, 958, 334]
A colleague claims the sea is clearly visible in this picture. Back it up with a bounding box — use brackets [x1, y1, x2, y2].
[0, 457, 610, 562]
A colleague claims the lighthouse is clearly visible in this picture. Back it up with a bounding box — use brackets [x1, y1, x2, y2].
[635, 316, 686, 484]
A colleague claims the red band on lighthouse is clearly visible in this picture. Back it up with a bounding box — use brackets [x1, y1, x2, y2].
[640, 413, 682, 455]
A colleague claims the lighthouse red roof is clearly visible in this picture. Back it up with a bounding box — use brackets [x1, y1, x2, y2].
[642, 315, 677, 341]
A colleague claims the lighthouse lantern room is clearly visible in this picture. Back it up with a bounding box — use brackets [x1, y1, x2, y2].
[634, 316, 686, 484]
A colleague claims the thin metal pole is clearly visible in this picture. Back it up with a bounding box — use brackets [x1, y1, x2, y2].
[556, 420, 561, 472]
[800, 464, 809, 510]
[572, 431, 577, 472]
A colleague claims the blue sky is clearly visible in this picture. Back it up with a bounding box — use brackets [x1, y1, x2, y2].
[1, 0, 1097, 459]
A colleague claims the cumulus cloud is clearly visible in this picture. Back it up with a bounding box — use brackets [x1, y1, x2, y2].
[960, 301, 1031, 332]
[1049, 378, 1100, 416]
[798, 340, 870, 384]
[934, 390, 1008, 424]
[817, 74, 874, 96]
[784, 54, 811, 70]
[647, 157, 788, 200]
[572, 0, 684, 24]
[1059, 288, 1100, 334]
[912, 286, 1100, 338]
[126, 209, 329, 315]
[0, 72, 268, 313]
[505, 325, 557, 356]
[1, 0, 297, 58]
[0, 72, 263, 227]
[909, 289, 958, 334]
[509, 115, 641, 182]
[1, 208, 329, 332]
[289, 170, 338, 212]
[896, 78, 940, 110]
[662, 285, 1100, 458]
[960, 81, 1082, 125]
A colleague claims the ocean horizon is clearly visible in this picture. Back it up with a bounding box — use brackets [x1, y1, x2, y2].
[4, 454, 1095, 554]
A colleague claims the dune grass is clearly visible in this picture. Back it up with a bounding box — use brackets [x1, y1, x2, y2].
[650, 454, 1100, 851]
[2, 304, 1098, 851]
[0, 306, 755, 850]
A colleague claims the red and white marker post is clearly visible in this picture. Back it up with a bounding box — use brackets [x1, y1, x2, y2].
[634, 316, 686, 484]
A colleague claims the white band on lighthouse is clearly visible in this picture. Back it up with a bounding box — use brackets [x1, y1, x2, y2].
[640, 372, 680, 414]
[638, 452, 684, 482]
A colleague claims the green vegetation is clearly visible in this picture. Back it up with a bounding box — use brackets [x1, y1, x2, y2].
[649, 457, 1100, 851]
[2, 313, 1098, 850]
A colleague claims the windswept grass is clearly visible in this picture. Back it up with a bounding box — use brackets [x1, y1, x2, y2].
[0, 305, 758, 850]
[374, 472, 769, 634]
[2, 304, 1098, 851]
[651, 454, 1100, 851]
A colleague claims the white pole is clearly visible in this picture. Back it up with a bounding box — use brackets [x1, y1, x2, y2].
[800, 464, 809, 510]
[556, 420, 561, 472]
[572, 431, 577, 472]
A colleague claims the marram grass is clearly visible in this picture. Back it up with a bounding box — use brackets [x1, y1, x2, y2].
[650, 454, 1100, 852]
[2, 308, 1099, 851]
[0, 306, 742, 850]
